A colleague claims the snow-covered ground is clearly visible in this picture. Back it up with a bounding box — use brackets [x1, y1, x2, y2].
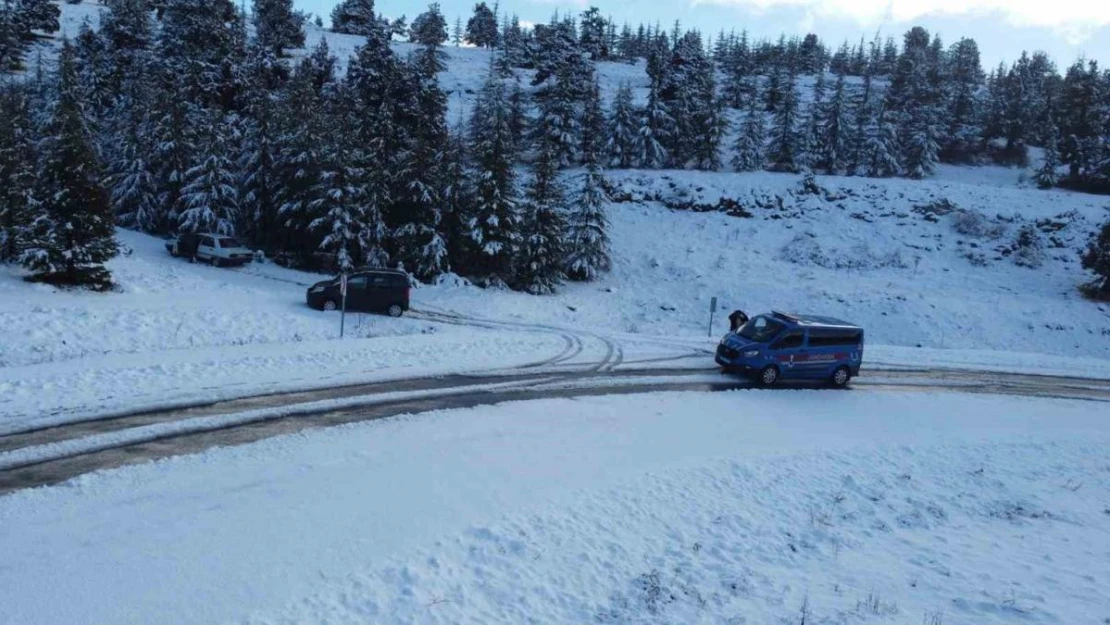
[3, 5, 1108, 625]
[2, 389, 1108, 625]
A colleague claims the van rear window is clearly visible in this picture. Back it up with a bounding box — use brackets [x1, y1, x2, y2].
[738, 316, 786, 342]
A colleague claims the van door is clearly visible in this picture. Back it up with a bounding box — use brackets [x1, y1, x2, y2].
[769, 331, 806, 379]
[343, 275, 370, 311]
[197, 235, 216, 261]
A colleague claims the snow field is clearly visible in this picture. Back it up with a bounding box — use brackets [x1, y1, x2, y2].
[0, 389, 1106, 625]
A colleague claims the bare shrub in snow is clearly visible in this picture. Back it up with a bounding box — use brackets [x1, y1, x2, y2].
[1011, 224, 1045, 269]
[796, 172, 824, 196]
[913, 198, 960, 221]
[951, 209, 1005, 239]
[779, 234, 908, 270]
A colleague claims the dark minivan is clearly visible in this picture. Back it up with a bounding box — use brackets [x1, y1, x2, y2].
[716, 311, 864, 387]
[306, 270, 410, 317]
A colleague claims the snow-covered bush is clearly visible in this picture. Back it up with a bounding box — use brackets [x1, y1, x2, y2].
[951, 209, 1005, 239]
[779, 233, 908, 270]
[1011, 224, 1045, 269]
[1080, 219, 1110, 299]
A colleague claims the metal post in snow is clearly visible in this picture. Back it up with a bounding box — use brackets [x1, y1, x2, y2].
[708, 296, 718, 338]
[340, 271, 348, 339]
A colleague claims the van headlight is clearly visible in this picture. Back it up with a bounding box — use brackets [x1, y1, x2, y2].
[310, 285, 325, 294]
[743, 350, 760, 357]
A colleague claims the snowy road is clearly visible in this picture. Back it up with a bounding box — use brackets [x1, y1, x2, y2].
[2, 360, 1108, 495]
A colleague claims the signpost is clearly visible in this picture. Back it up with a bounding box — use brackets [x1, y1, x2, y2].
[339, 272, 348, 338]
[708, 296, 718, 337]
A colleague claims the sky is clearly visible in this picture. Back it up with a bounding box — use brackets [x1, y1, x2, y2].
[293, 0, 1110, 68]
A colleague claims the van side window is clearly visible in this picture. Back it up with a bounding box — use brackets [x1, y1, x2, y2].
[773, 332, 805, 349]
[809, 331, 862, 347]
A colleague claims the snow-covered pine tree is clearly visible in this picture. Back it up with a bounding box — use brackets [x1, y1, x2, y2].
[392, 40, 451, 282]
[0, 3, 20, 73]
[465, 58, 519, 283]
[145, 76, 196, 233]
[866, 106, 901, 177]
[498, 14, 525, 70]
[637, 80, 673, 169]
[766, 63, 801, 172]
[72, 20, 113, 116]
[237, 66, 281, 248]
[442, 115, 473, 272]
[303, 37, 337, 94]
[721, 31, 751, 109]
[942, 37, 983, 162]
[275, 60, 327, 262]
[1058, 59, 1104, 183]
[253, 0, 304, 57]
[331, 0, 382, 36]
[530, 19, 587, 168]
[465, 2, 498, 48]
[846, 69, 873, 175]
[410, 2, 448, 74]
[507, 79, 527, 150]
[903, 114, 940, 179]
[566, 78, 610, 281]
[1036, 114, 1061, 189]
[692, 64, 727, 171]
[661, 31, 711, 168]
[177, 112, 240, 234]
[732, 91, 766, 172]
[763, 64, 783, 112]
[104, 99, 160, 232]
[515, 130, 567, 294]
[158, 0, 243, 108]
[21, 40, 117, 289]
[578, 6, 607, 61]
[606, 82, 637, 169]
[885, 27, 942, 176]
[0, 84, 37, 262]
[452, 16, 462, 46]
[817, 71, 850, 174]
[798, 70, 826, 170]
[101, 0, 153, 55]
[310, 99, 390, 272]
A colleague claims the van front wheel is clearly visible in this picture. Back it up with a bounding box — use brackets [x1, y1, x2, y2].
[758, 366, 779, 387]
[830, 366, 851, 388]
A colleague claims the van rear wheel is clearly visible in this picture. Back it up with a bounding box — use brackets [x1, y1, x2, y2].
[758, 365, 780, 387]
[830, 366, 851, 388]
[387, 304, 404, 318]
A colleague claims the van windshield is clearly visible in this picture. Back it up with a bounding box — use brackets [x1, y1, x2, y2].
[218, 237, 242, 248]
[737, 315, 785, 343]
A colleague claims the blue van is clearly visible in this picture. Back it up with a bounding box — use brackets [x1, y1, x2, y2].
[715, 311, 864, 387]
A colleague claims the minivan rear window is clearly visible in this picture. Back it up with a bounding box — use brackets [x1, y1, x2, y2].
[737, 316, 786, 342]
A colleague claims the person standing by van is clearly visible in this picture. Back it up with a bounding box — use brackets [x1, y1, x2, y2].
[728, 309, 749, 333]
